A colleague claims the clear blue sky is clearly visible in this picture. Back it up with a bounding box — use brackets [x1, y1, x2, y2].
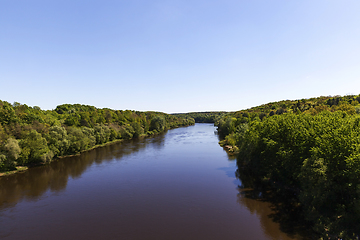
[1, 0, 360, 113]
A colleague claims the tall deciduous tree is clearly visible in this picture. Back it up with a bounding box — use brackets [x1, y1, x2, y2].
[150, 116, 166, 132]
[19, 130, 51, 164]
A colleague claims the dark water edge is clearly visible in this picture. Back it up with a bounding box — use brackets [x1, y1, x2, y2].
[0, 124, 317, 240]
[236, 167, 318, 240]
[0, 133, 162, 211]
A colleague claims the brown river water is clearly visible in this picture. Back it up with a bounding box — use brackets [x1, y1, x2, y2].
[0, 124, 311, 240]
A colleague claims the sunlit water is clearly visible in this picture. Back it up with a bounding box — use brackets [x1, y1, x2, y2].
[0, 124, 303, 239]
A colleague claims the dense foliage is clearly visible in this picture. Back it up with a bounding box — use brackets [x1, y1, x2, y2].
[0, 101, 194, 173]
[216, 94, 360, 238]
[173, 111, 226, 123]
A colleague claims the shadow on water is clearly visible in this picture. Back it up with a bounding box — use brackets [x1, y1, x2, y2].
[235, 167, 318, 240]
[0, 133, 167, 211]
[214, 126, 315, 239]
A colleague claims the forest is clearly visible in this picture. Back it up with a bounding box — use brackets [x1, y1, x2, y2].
[216, 94, 360, 239]
[2, 95, 360, 238]
[173, 111, 226, 123]
[0, 101, 194, 174]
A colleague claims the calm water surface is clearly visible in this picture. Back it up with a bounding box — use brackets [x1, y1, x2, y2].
[1, 124, 304, 239]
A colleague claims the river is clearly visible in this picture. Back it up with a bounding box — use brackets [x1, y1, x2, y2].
[0, 124, 307, 239]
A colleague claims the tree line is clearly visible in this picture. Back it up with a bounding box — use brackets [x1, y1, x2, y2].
[0, 101, 195, 173]
[173, 111, 226, 123]
[216, 94, 360, 239]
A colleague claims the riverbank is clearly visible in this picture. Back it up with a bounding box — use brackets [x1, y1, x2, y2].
[218, 139, 239, 155]
[0, 166, 28, 177]
[0, 139, 125, 177]
[0, 101, 196, 175]
[0, 125, 192, 178]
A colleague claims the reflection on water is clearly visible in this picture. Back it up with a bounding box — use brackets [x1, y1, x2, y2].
[0, 124, 316, 240]
[0, 132, 167, 211]
[235, 168, 317, 240]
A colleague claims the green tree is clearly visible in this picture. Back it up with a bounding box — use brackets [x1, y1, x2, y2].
[67, 127, 89, 154]
[131, 122, 144, 138]
[0, 138, 21, 170]
[94, 124, 111, 144]
[150, 116, 166, 132]
[19, 130, 52, 164]
[45, 126, 70, 157]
